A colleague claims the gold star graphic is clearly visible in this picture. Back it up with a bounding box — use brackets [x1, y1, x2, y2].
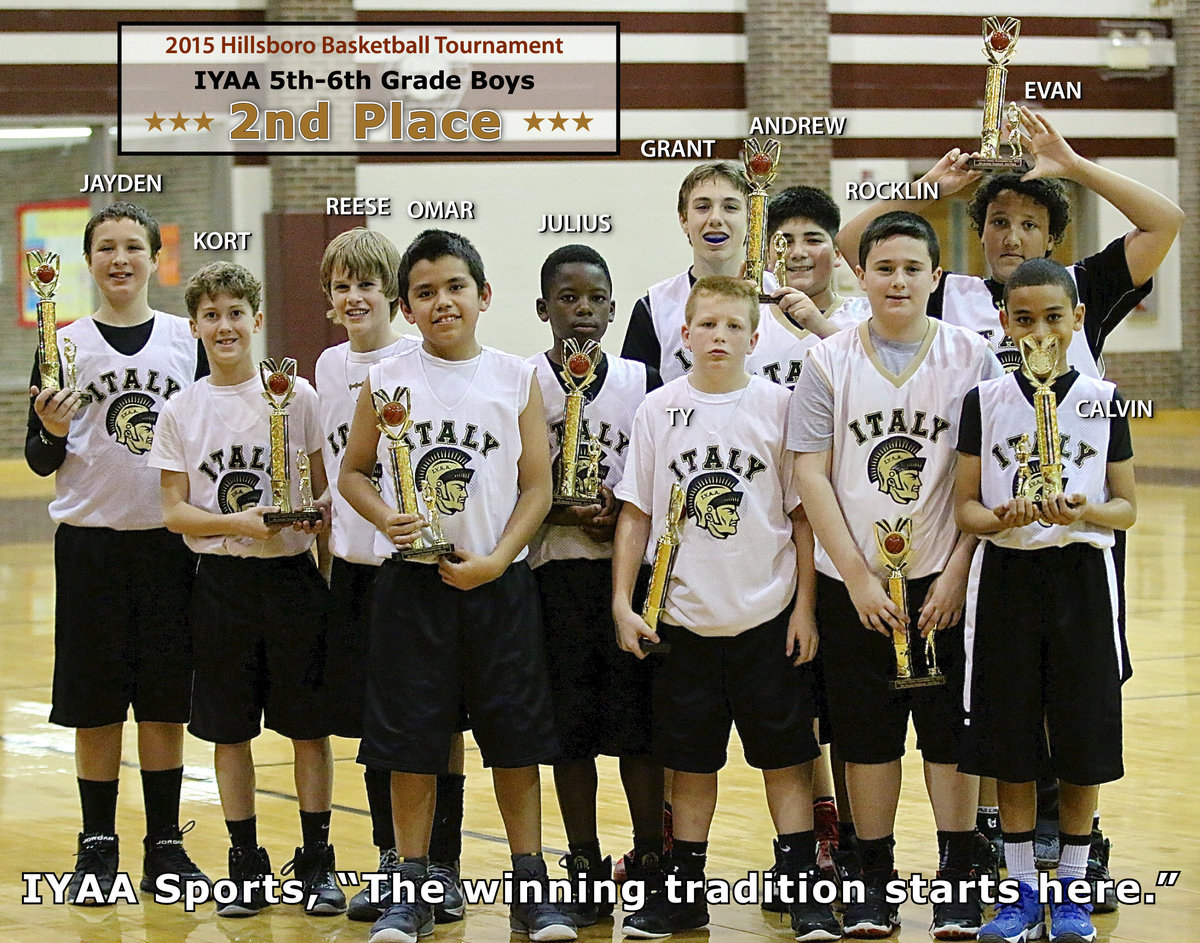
[524, 112, 543, 131]
[169, 112, 189, 131]
[144, 112, 165, 131]
[573, 111, 592, 132]
[548, 111, 568, 131]
[193, 111, 214, 132]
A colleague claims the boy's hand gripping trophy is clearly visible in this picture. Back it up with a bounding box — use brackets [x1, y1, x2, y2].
[1017, 334, 1064, 500]
[742, 137, 785, 303]
[876, 518, 944, 689]
[639, 483, 685, 654]
[554, 339, 603, 507]
[967, 16, 1025, 171]
[374, 387, 456, 561]
[259, 358, 322, 525]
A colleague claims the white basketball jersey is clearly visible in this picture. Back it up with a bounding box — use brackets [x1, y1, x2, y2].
[747, 294, 871, 390]
[649, 269, 779, 383]
[148, 375, 322, 558]
[614, 375, 798, 637]
[526, 352, 648, 567]
[316, 336, 419, 565]
[49, 313, 198, 530]
[368, 345, 531, 561]
[941, 272, 1100, 377]
[808, 320, 993, 581]
[977, 372, 1116, 550]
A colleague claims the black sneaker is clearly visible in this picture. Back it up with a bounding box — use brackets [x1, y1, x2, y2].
[67, 832, 119, 907]
[622, 888, 708, 938]
[930, 869, 982, 940]
[281, 841, 346, 915]
[349, 848, 399, 922]
[761, 838, 788, 914]
[1086, 829, 1118, 914]
[558, 850, 614, 926]
[369, 900, 434, 943]
[429, 859, 465, 923]
[830, 839, 861, 913]
[841, 871, 899, 939]
[215, 845, 272, 918]
[140, 821, 210, 897]
[972, 829, 1001, 887]
[789, 868, 841, 942]
[510, 855, 577, 941]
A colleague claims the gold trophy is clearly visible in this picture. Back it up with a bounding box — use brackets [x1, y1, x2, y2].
[373, 386, 455, 560]
[1018, 334, 1063, 499]
[554, 339, 603, 507]
[742, 137, 783, 303]
[27, 251, 62, 392]
[259, 357, 322, 525]
[639, 483, 685, 653]
[875, 518, 944, 690]
[60, 338, 91, 404]
[967, 17, 1025, 172]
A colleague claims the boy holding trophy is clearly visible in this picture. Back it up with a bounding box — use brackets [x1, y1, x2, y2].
[149, 261, 342, 917]
[789, 213, 1000, 939]
[954, 258, 1136, 943]
[25, 201, 206, 904]
[338, 230, 576, 943]
[312, 229, 470, 925]
[613, 275, 839, 941]
[526, 244, 665, 925]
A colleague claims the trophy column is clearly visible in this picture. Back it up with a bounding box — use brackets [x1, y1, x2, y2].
[742, 137, 783, 303]
[875, 518, 943, 690]
[967, 17, 1026, 172]
[27, 251, 61, 393]
[639, 483, 685, 653]
[1019, 335, 1064, 499]
[554, 339, 602, 507]
[259, 357, 322, 525]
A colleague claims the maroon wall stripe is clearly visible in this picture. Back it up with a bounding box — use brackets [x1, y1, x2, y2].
[829, 14, 1173, 39]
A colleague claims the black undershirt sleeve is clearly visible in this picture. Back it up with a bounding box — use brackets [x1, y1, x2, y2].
[926, 272, 949, 321]
[956, 387, 983, 456]
[621, 295, 661, 370]
[644, 364, 663, 393]
[1075, 237, 1152, 358]
[1107, 391, 1134, 462]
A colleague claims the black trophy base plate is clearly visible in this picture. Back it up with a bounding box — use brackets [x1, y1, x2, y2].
[393, 540, 456, 562]
[553, 493, 603, 508]
[888, 673, 946, 690]
[263, 508, 323, 525]
[639, 637, 671, 654]
[758, 292, 777, 305]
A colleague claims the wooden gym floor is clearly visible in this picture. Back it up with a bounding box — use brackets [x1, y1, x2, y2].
[0, 412, 1197, 943]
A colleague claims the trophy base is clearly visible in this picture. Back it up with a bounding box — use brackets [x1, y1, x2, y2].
[889, 673, 946, 691]
[757, 292, 777, 305]
[263, 508, 323, 525]
[553, 493, 602, 508]
[967, 156, 1028, 173]
[639, 637, 671, 654]
[394, 540, 456, 562]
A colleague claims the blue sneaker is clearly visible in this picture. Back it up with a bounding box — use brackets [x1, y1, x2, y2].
[1049, 882, 1095, 943]
[980, 881, 1044, 943]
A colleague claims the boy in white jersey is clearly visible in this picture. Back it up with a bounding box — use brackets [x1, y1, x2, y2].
[790, 212, 1001, 940]
[25, 201, 206, 904]
[954, 259, 1136, 943]
[527, 245, 665, 925]
[748, 185, 869, 392]
[614, 276, 839, 942]
[621, 161, 758, 382]
[149, 262, 343, 918]
[339, 229, 575, 943]
[313, 228, 469, 924]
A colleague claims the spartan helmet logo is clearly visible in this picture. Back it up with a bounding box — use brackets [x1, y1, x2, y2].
[996, 340, 1023, 373]
[414, 446, 475, 516]
[685, 471, 743, 539]
[217, 471, 264, 515]
[105, 392, 158, 455]
[867, 435, 927, 505]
